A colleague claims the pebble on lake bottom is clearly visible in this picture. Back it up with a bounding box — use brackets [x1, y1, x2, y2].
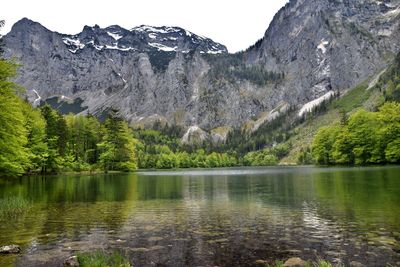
[283, 257, 307, 267]
[0, 245, 21, 254]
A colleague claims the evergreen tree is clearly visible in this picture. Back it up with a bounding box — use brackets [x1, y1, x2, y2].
[98, 111, 138, 172]
[21, 101, 48, 173]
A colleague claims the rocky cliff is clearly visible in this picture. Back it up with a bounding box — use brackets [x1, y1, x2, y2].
[3, 0, 400, 140]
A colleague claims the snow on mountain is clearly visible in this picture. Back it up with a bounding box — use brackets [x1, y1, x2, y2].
[59, 24, 227, 55]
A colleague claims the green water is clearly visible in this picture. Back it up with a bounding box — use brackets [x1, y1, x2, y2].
[0, 166, 400, 266]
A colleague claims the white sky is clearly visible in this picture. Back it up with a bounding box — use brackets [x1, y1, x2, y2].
[1, 0, 289, 53]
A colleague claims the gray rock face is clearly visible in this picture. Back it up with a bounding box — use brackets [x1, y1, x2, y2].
[3, 0, 400, 135]
[246, 0, 400, 106]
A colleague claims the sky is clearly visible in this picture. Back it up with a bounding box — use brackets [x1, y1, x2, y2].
[1, 0, 289, 53]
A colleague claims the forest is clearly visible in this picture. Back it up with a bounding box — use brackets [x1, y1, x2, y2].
[312, 102, 400, 165]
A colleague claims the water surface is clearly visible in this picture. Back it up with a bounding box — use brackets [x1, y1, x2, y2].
[0, 166, 400, 266]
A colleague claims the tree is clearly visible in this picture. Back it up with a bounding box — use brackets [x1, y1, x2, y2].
[312, 125, 341, 165]
[98, 112, 138, 172]
[21, 101, 48, 173]
[0, 67, 29, 176]
[40, 104, 65, 172]
[347, 109, 381, 164]
[378, 102, 400, 163]
[0, 51, 30, 177]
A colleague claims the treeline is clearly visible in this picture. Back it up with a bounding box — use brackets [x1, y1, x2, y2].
[242, 143, 291, 166]
[205, 54, 284, 86]
[221, 108, 298, 156]
[312, 102, 400, 165]
[134, 128, 238, 168]
[0, 52, 138, 177]
[134, 126, 289, 169]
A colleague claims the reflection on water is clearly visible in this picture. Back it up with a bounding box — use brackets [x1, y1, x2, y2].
[0, 166, 400, 266]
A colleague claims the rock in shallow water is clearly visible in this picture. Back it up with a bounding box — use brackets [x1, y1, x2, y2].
[64, 255, 79, 267]
[350, 261, 366, 267]
[0, 245, 21, 254]
[283, 257, 307, 267]
[254, 259, 267, 266]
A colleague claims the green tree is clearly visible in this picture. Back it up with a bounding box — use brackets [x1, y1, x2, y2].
[21, 101, 48, 173]
[347, 109, 381, 164]
[40, 104, 65, 172]
[312, 125, 341, 165]
[0, 59, 29, 177]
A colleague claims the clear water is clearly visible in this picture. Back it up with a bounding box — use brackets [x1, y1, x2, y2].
[0, 166, 400, 266]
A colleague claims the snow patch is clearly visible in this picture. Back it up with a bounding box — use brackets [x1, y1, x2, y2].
[148, 42, 177, 52]
[317, 39, 329, 54]
[148, 33, 157, 39]
[60, 95, 72, 101]
[107, 32, 123, 40]
[86, 41, 103, 51]
[32, 89, 41, 106]
[116, 73, 127, 83]
[207, 50, 224, 54]
[384, 6, 400, 17]
[63, 37, 85, 48]
[298, 91, 335, 117]
[185, 30, 192, 37]
[315, 39, 331, 79]
[133, 25, 183, 35]
[63, 37, 85, 53]
[105, 45, 134, 51]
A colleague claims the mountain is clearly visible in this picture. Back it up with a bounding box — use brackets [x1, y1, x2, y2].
[2, 0, 400, 142]
[246, 0, 400, 105]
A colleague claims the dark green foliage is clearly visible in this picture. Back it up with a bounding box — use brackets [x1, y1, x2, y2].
[222, 107, 298, 156]
[246, 37, 264, 52]
[40, 96, 87, 114]
[147, 50, 177, 72]
[98, 110, 138, 172]
[297, 147, 314, 165]
[205, 53, 284, 86]
[65, 114, 102, 170]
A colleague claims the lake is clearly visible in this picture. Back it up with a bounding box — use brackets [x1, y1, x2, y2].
[0, 166, 400, 266]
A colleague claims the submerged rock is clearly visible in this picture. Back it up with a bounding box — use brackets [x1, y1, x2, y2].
[350, 261, 366, 267]
[0, 245, 21, 254]
[283, 257, 307, 267]
[254, 259, 267, 266]
[64, 255, 79, 267]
